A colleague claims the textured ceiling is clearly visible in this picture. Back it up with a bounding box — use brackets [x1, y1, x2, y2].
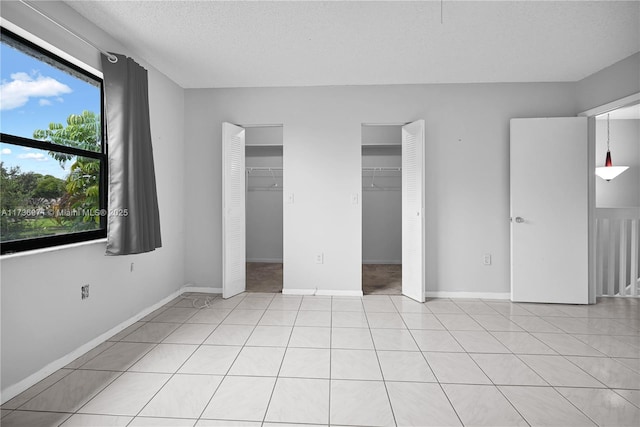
[64, 0, 640, 89]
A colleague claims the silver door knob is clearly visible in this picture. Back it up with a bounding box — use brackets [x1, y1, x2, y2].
[515, 217, 525, 223]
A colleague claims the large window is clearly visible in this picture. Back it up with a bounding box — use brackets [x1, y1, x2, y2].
[0, 28, 106, 254]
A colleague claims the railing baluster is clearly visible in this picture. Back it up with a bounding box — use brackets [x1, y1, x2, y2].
[631, 219, 638, 297]
[596, 218, 604, 297]
[608, 218, 616, 296]
[619, 220, 627, 296]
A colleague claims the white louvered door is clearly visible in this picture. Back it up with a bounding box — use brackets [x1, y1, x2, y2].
[402, 120, 426, 302]
[222, 122, 246, 298]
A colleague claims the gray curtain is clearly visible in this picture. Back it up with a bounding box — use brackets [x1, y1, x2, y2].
[101, 53, 161, 255]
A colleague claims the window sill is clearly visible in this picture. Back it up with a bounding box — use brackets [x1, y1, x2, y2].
[1, 238, 107, 260]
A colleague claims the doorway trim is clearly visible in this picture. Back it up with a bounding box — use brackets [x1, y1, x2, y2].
[578, 92, 640, 304]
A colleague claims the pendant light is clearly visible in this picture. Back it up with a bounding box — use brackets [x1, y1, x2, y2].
[595, 113, 628, 181]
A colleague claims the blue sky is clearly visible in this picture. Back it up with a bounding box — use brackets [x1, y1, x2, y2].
[0, 40, 101, 179]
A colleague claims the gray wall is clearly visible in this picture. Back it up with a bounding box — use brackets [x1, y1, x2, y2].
[596, 119, 640, 207]
[184, 83, 579, 295]
[1, 2, 185, 396]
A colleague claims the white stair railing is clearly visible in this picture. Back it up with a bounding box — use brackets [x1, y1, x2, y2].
[595, 208, 640, 297]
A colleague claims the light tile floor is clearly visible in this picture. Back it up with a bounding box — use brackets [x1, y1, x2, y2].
[2, 294, 639, 427]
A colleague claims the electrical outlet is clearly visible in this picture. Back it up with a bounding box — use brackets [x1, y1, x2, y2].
[315, 253, 324, 264]
[81, 284, 90, 300]
[483, 254, 492, 266]
[130, 262, 134, 272]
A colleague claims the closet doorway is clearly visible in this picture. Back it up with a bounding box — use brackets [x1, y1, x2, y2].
[222, 123, 284, 298]
[362, 125, 402, 294]
[361, 122, 425, 301]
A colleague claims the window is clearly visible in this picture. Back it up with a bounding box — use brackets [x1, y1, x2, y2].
[0, 28, 106, 254]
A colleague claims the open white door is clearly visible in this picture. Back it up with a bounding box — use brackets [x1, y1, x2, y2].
[510, 117, 588, 304]
[402, 120, 426, 302]
[222, 122, 246, 298]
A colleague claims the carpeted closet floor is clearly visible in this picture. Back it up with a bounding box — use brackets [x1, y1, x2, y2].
[245, 262, 401, 295]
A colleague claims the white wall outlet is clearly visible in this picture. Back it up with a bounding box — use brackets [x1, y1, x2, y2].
[130, 262, 134, 272]
[483, 253, 492, 266]
[287, 193, 295, 204]
[315, 253, 324, 264]
[351, 193, 359, 205]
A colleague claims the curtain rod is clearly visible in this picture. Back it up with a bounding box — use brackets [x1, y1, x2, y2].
[20, 0, 118, 63]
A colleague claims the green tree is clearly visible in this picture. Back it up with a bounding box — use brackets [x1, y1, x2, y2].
[33, 111, 102, 226]
[33, 175, 66, 200]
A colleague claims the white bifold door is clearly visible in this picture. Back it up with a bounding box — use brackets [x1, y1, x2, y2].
[510, 117, 589, 304]
[402, 120, 426, 302]
[222, 122, 246, 298]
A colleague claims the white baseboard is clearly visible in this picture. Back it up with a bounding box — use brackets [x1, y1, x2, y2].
[425, 291, 510, 300]
[182, 285, 222, 294]
[1, 285, 204, 404]
[282, 288, 363, 297]
[362, 260, 401, 265]
[246, 258, 283, 263]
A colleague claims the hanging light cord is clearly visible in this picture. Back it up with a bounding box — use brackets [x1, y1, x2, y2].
[19, 0, 118, 63]
[606, 113, 611, 151]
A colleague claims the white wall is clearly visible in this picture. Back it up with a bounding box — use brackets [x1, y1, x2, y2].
[184, 83, 579, 296]
[0, 1, 185, 398]
[595, 119, 640, 207]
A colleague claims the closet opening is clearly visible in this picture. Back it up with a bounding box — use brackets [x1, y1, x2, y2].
[362, 124, 402, 294]
[245, 126, 283, 293]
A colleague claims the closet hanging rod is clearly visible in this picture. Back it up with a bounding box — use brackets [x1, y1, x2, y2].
[19, 0, 118, 63]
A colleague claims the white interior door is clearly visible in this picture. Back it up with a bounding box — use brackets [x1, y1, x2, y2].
[402, 120, 426, 302]
[510, 117, 589, 304]
[222, 122, 246, 298]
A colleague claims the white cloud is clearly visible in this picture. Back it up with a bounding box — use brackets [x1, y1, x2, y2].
[1, 148, 12, 155]
[0, 72, 72, 111]
[39, 99, 52, 106]
[18, 152, 48, 161]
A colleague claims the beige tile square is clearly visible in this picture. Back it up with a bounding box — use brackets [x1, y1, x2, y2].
[279, 348, 330, 379]
[186, 308, 231, 324]
[129, 344, 197, 373]
[371, 328, 419, 351]
[222, 309, 265, 325]
[203, 324, 254, 345]
[265, 378, 329, 424]
[1, 369, 73, 409]
[330, 380, 394, 427]
[150, 307, 198, 323]
[499, 385, 596, 426]
[450, 330, 510, 353]
[401, 313, 445, 330]
[201, 376, 276, 421]
[443, 384, 526, 426]
[288, 326, 331, 348]
[80, 342, 155, 371]
[331, 327, 374, 349]
[121, 323, 181, 343]
[331, 349, 382, 380]
[519, 355, 605, 387]
[388, 382, 462, 426]
[178, 345, 242, 375]
[423, 352, 491, 384]
[294, 310, 331, 327]
[258, 310, 298, 326]
[79, 372, 170, 415]
[410, 330, 464, 352]
[162, 323, 217, 344]
[366, 312, 406, 329]
[377, 350, 436, 382]
[567, 356, 640, 389]
[557, 387, 640, 427]
[21, 370, 120, 412]
[331, 311, 369, 328]
[140, 374, 222, 418]
[470, 353, 547, 386]
[60, 413, 132, 426]
[490, 331, 557, 355]
[246, 325, 292, 346]
[0, 410, 71, 427]
[228, 346, 286, 376]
